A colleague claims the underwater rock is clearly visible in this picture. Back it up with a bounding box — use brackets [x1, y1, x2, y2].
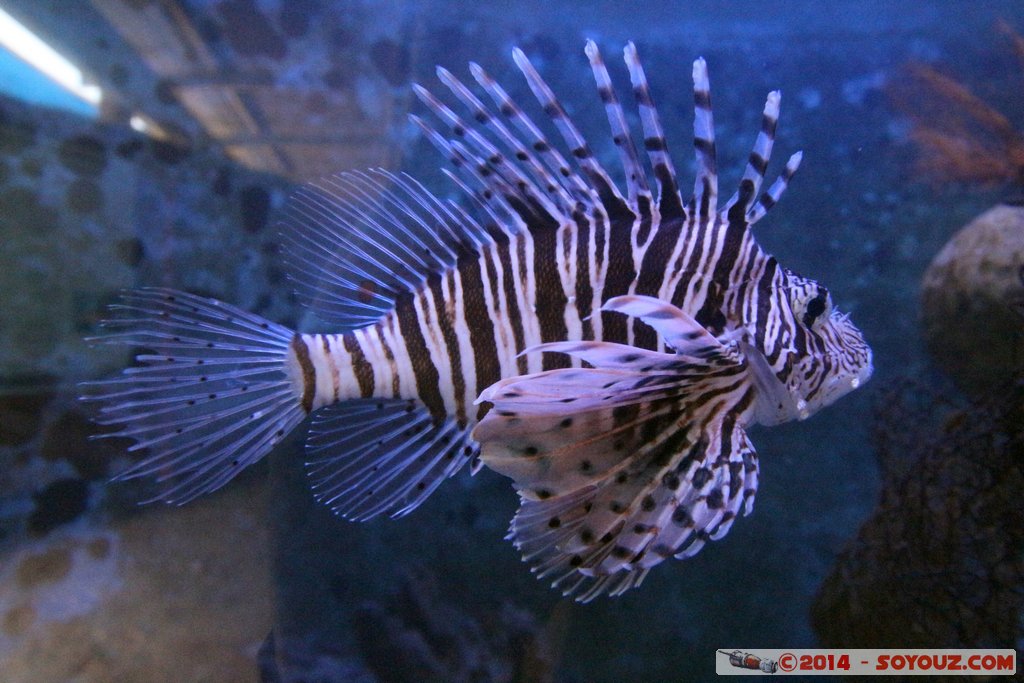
[369, 39, 411, 87]
[66, 178, 103, 214]
[324, 66, 352, 90]
[0, 480, 272, 683]
[216, 0, 287, 60]
[115, 236, 146, 268]
[811, 377, 1024, 650]
[212, 165, 232, 196]
[149, 137, 193, 165]
[0, 528, 121, 653]
[16, 546, 73, 588]
[57, 134, 108, 176]
[920, 202, 1024, 395]
[257, 630, 376, 683]
[239, 185, 271, 233]
[328, 25, 354, 50]
[40, 408, 126, 480]
[154, 78, 179, 105]
[352, 567, 557, 683]
[115, 137, 144, 159]
[0, 374, 55, 446]
[0, 108, 37, 154]
[109, 62, 130, 88]
[278, 0, 319, 39]
[0, 185, 59, 235]
[28, 478, 90, 535]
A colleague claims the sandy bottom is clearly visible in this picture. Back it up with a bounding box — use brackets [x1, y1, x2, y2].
[0, 479, 273, 683]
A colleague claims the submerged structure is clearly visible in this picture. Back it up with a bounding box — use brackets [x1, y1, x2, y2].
[812, 375, 1024, 648]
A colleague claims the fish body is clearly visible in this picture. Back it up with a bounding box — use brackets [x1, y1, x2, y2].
[85, 41, 872, 601]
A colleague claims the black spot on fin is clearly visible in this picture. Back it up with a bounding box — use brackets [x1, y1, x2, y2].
[305, 398, 474, 521]
[80, 289, 304, 505]
[472, 296, 758, 601]
[279, 169, 492, 329]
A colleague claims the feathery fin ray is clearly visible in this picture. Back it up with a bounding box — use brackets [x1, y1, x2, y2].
[473, 295, 758, 601]
[81, 289, 304, 505]
[624, 41, 685, 220]
[306, 399, 475, 521]
[280, 169, 490, 328]
[408, 41, 801, 275]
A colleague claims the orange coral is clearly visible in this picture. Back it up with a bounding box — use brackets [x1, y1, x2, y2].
[890, 22, 1024, 187]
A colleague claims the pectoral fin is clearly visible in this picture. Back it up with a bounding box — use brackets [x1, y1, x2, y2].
[472, 296, 759, 602]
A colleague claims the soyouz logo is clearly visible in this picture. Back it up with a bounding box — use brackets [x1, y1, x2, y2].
[715, 649, 1017, 676]
[718, 651, 777, 674]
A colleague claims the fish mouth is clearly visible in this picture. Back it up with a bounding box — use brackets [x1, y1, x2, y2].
[853, 346, 874, 388]
[741, 333, 873, 426]
[811, 340, 873, 413]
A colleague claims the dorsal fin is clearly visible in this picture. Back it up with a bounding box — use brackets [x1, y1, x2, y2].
[747, 150, 802, 225]
[412, 82, 564, 225]
[283, 43, 803, 330]
[690, 58, 719, 220]
[512, 47, 628, 213]
[279, 169, 491, 328]
[411, 42, 802, 242]
[435, 65, 578, 213]
[623, 41, 685, 221]
[469, 61, 593, 202]
[414, 43, 649, 232]
[584, 40, 651, 205]
[720, 90, 781, 220]
[718, 91, 804, 229]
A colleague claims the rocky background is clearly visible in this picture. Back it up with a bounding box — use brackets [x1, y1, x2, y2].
[0, 1, 1022, 681]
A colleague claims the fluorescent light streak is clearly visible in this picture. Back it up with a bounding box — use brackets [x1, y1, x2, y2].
[0, 6, 101, 106]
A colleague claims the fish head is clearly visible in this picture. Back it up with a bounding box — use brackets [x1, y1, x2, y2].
[744, 268, 872, 425]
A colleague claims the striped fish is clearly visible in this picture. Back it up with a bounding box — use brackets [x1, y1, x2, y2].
[84, 41, 872, 602]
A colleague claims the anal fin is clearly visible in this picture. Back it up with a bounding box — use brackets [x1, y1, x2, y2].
[305, 398, 475, 521]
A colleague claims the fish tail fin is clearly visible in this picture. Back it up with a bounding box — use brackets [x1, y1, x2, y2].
[80, 288, 306, 504]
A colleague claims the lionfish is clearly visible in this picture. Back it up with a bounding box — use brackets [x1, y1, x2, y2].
[85, 41, 872, 602]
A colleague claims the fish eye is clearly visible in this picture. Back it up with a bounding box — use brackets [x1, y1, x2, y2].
[801, 288, 832, 329]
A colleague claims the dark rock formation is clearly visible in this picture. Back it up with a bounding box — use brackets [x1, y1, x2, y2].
[812, 376, 1024, 655]
[921, 203, 1024, 394]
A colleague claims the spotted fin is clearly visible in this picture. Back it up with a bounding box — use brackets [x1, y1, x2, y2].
[279, 169, 493, 329]
[413, 40, 699, 242]
[305, 399, 476, 521]
[80, 289, 305, 505]
[472, 296, 758, 601]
